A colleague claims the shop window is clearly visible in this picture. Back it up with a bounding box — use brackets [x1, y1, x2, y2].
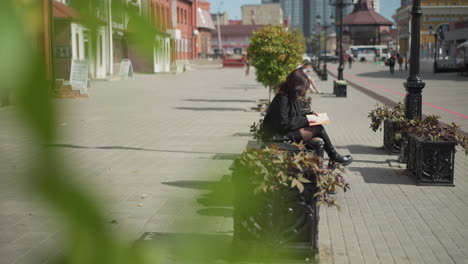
[75, 33, 80, 58]
[99, 35, 103, 66]
[177, 7, 180, 23]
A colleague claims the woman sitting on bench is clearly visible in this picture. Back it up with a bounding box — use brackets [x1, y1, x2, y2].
[262, 68, 353, 166]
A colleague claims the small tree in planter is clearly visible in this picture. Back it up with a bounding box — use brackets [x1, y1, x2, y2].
[398, 115, 468, 186]
[247, 26, 305, 101]
[232, 143, 349, 260]
[368, 103, 405, 153]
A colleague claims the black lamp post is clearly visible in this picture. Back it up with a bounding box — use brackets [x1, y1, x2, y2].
[428, 25, 438, 73]
[322, 15, 335, 81]
[329, 0, 356, 80]
[316, 15, 321, 68]
[404, 0, 425, 120]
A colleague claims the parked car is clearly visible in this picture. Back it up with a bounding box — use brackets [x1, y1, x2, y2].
[318, 55, 339, 63]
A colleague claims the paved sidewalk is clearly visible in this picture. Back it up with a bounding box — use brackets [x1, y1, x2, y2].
[0, 65, 467, 264]
[312, 69, 468, 264]
[326, 61, 468, 132]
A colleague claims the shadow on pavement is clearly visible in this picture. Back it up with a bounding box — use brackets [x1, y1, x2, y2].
[356, 70, 466, 81]
[138, 232, 319, 263]
[184, 99, 257, 103]
[162, 177, 233, 207]
[351, 159, 388, 165]
[223, 86, 263, 90]
[196, 208, 233, 217]
[175, 107, 246, 111]
[348, 166, 414, 185]
[210, 153, 239, 160]
[232, 132, 254, 137]
[162, 180, 217, 190]
[48, 144, 239, 157]
[138, 232, 233, 263]
[319, 94, 341, 98]
[347, 144, 393, 156]
[197, 176, 233, 207]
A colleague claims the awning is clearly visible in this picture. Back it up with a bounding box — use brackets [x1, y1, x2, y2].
[457, 40, 468, 49]
[53, 2, 79, 19]
[197, 7, 215, 30]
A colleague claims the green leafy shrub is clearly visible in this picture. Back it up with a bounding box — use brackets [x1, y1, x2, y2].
[399, 115, 468, 154]
[247, 26, 305, 92]
[368, 103, 405, 132]
[235, 142, 350, 207]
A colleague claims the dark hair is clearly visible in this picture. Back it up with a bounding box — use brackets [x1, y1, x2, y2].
[302, 59, 310, 64]
[278, 69, 310, 102]
[303, 61, 312, 66]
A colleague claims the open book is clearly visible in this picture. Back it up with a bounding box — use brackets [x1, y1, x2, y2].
[306, 112, 330, 126]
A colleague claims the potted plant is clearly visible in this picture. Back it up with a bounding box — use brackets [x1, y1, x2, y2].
[368, 103, 405, 153]
[334, 80, 347, 97]
[232, 143, 349, 260]
[398, 115, 468, 186]
[298, 96, 312, 113]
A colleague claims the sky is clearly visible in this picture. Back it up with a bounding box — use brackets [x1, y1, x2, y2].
[207, 0, 400, 23]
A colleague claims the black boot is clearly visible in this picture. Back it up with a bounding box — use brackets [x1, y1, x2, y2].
[314, 125, 353, 166]
[308, 139, 324, 158]
[326, 148, 353, 166]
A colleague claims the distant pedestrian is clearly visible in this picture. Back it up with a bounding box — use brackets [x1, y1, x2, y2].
[397, 53, 403, 70]
[348, 56, 353, 69]
[388, 55, 396, 74]
[245, 60, 250, 76]
[298, 60, 321, 94]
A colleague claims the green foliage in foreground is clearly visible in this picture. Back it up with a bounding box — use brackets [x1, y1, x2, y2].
[0, 1, 163, 263]
[247, 26, 305, 92]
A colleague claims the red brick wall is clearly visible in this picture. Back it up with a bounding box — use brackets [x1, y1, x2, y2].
[176, 0, 197, 60]
[149, 0, 171, 33]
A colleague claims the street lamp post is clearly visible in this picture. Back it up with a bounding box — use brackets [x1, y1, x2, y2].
[428, 25, 438, 74]
[216, 1, 224, 58]
[322, 15, 335, 81]
[404, 0, 425, 120]
[316, 15, 321, 69]
[329, 0, 356, 80]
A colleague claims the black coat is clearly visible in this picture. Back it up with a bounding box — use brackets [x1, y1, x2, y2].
[262, 92, 310, 139]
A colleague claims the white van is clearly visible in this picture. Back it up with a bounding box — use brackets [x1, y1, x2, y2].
[348, 45, 390, 62]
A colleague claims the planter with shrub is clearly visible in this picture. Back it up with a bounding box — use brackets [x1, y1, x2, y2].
[232, 143, 349, 260]
[368, 103, 405, 153]
[334, 80, 347, 97]
[399, 116, 468, 186]
[298, 96, 312, 113]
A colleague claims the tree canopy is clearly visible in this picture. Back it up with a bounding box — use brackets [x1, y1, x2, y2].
[247, 26, 305, 91]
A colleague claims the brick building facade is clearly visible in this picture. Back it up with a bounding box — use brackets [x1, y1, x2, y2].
[175, 0, 197, 60]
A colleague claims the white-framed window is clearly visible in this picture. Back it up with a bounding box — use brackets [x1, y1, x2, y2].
[54, 0, 69, 5]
